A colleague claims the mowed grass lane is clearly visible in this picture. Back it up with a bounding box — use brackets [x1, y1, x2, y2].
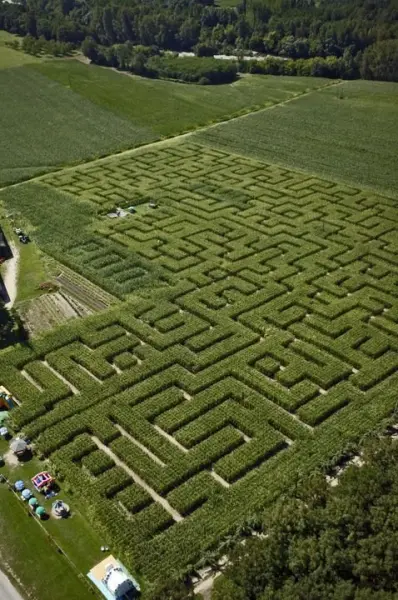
[31, 60, 329, 136]
[0, 67, 157, 186]
[195, 80, 398, 196]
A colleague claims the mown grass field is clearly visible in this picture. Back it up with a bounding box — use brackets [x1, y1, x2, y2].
[0, 44, 41, 69]
[31, 60, 329, 136]
[0, 31, 42, 69]
[1, 57, 330, 186]
[0, 212, 50, 304]
[195, 79, 398, 196]
[0, 67, 157, 186]
[1, 138, 397, 587]
[0, 416, 106, 600]
[0, 476, 100, 600]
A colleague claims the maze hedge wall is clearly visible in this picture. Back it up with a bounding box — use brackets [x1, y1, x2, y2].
[2, 141, 397, 582]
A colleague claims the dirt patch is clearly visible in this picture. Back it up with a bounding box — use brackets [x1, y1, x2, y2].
[194, 573, 221, 600]
[4, 449, 19, 469]
[56, 268, 114, 311]
[72, 53, 90, 65]
[21, 291, 82, 336]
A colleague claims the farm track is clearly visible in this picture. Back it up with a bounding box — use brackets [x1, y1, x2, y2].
[3, 243, 19, 308]
[0, 570, 24, 600]
[0, 78, 343, 194]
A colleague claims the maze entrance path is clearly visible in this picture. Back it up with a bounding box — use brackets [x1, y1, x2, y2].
[2, 140, 397, 581]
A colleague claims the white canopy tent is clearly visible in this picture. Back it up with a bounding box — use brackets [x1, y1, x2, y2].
[104, 565, 135, 598]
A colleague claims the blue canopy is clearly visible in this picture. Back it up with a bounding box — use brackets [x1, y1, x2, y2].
[21, 489, 32, 500]
[15, 480, 25, 492]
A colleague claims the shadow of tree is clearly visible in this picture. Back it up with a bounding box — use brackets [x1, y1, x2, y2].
[0, 304, 30, 349]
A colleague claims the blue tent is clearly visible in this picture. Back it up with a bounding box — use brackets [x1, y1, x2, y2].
[15, 480, 25, 492]
[21, 489, 32, 500]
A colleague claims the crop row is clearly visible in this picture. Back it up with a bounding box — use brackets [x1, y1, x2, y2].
[2, 139, 397, 586]
[5, 290, 394, 446]
[41, 370, 398, 582]
[52, 443, 173, 551]
[82, 449, 115, 476]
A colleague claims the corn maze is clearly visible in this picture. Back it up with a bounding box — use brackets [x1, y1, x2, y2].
[2, 141, 398, 581]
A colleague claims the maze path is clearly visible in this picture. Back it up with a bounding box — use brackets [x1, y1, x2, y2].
[2, 141, 397, 580]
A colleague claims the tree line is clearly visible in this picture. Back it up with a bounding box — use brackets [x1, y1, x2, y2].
[6, 35, 74, 57]
[1, 0, 398, 81]
[82, 40, 238, 83]
[144, 437, 398, 599]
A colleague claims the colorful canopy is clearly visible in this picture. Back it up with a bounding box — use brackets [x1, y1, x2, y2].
[21, 489, 32, 500]
[29, 497, 38, 506]
[35, 506, 46, 516]
[14, 480, 25, 491]
[32, 471, 54, 489]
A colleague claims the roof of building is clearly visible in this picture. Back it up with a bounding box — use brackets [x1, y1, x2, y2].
[88, 555, 140, 600]
[10, 438, 28, 453]
[104, 566, 134, 596]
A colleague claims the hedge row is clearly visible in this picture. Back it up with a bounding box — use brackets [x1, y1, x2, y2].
[82, 449, 115, 476]
[166, 471, 220, 516]
[116, 484, 152, 514]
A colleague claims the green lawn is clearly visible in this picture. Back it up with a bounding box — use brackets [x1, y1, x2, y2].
[1, 57, 331, 187]
[194, 79, 398, 196]
[15, 240, 48, 304]
[0, 45, 42, 70]
[31, 60, 329, 136]
[0, 211, 49, 304]
[0, 431, 104, 600]
[0, 31, 41, 69]
[0, 66, 157, 186]
[216, 0, 239, 7]
[0, 475, 99, 600]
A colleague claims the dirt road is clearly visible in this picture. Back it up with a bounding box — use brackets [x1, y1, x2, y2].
[3, 242, 19, 308]
[0, 570, 24, 600]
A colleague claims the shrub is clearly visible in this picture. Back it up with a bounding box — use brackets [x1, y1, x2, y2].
[146, 56, 238, 84]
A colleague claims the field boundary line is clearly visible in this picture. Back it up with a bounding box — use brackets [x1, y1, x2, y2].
[0, 79, 342, 193]
[191, 136, 398, 201]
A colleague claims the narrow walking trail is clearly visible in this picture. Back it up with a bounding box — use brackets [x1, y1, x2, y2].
[92, 436, 183, 522]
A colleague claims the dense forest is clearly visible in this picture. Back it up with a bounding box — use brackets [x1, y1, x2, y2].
[145, 438, 398, 599]
[1, 0, 398, 80]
